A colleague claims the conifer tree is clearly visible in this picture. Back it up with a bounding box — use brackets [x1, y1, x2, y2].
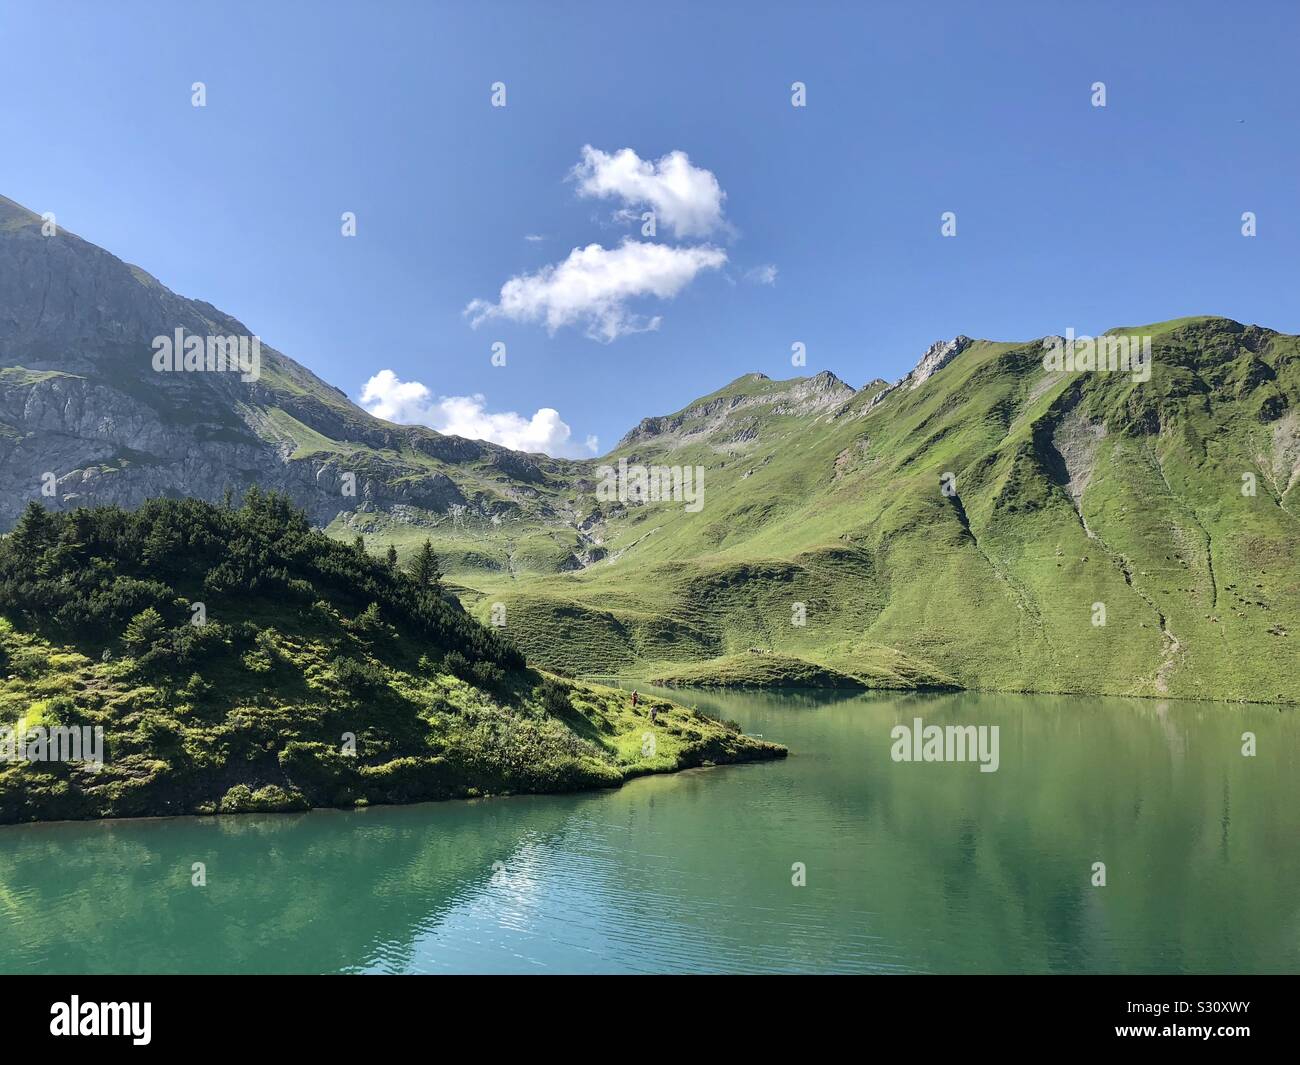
[8, 501, 55, 561]
[407, 538, 443, 591]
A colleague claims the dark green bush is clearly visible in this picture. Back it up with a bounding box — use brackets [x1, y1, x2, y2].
[443, 650, 471, 680]
[333, 655, 386, 693]
[9, 649, 49, 678]
[0, 493, 526, 674]
[171, 620, 233, 667]
[471, 661, 506, 692]
[538, 678, 574, 716]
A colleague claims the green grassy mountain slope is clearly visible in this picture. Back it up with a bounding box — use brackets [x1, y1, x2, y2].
[0, 493, 783, 824]
[437, 319, 1299, 703]
[3, 193, 1295, 702]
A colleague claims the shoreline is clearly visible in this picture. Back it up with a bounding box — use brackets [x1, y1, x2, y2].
[604, 676, 1300, 708]
[0, 746, 787, 834]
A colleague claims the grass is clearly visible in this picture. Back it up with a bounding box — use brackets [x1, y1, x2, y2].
[8, 217, 1296, 709]
[15, 190, 1281, 706]
[358, 317, 1300, 704]
[645, 651, 869, 689]
[0, 601, 784, 826]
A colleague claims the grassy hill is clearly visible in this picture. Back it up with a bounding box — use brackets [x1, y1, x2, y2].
[3, 197, 1295, 703]
[0, 492, 783, 825]
[409, 318, 1300, 704]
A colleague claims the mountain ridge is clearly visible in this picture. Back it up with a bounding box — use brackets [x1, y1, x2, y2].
[0, 192, 592, 531]
[3, 194, 1298, 703]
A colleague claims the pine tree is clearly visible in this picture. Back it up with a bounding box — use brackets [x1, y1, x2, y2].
[354, 601, 383, 634]
[123, 607, 165, 653]
[407, 538, 443, 590]
[353, 534, 366, 556]
[386, 544, 398, 569]
[8, 501, 56, 561]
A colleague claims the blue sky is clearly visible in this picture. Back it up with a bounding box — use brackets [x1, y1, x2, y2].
[2, 0, 1297, 455]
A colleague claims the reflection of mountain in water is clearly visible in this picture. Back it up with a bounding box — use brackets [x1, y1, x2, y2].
[1, 689, 1296, 974]
[0, 794, 588, 973]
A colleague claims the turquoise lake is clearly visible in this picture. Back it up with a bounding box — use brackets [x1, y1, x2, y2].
[1, 687, 1296, 974]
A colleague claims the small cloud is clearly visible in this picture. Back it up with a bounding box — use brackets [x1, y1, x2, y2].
[524, 233, 546, 242]
[465, 238, 727, 342]
[360, 370, 598, 457]
[745, 263, 778, 285]
[570, 145, 729, 239]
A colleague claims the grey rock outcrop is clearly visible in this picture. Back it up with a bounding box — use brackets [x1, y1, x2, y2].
[0, 194, 571, 529]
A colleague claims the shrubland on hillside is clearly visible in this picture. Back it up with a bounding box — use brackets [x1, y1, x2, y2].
[0, 491, 783, 824]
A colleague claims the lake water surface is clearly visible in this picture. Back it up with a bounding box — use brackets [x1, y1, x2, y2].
[1, 687, 1296, 974]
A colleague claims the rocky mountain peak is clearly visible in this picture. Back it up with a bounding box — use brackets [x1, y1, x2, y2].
[805, 369, 852, 393]
[902, 336, 973, 390]
[0, 192, 563, 529]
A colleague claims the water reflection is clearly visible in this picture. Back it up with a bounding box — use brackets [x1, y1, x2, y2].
[0, 689, 1295, 974]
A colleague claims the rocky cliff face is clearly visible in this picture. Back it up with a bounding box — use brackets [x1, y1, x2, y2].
[616, 370, 856, 450]
[0, 190, 911, 550]
[0, 194, 574, 529]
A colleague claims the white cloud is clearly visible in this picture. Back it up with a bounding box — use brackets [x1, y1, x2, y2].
[465, 239, 727, 342]
[358, 370, 430, 422]
[745, 263, 778, 285]
[359, 370, 597, 457]
[524, 233, 545, 242]
[570, 145, 728, 238]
